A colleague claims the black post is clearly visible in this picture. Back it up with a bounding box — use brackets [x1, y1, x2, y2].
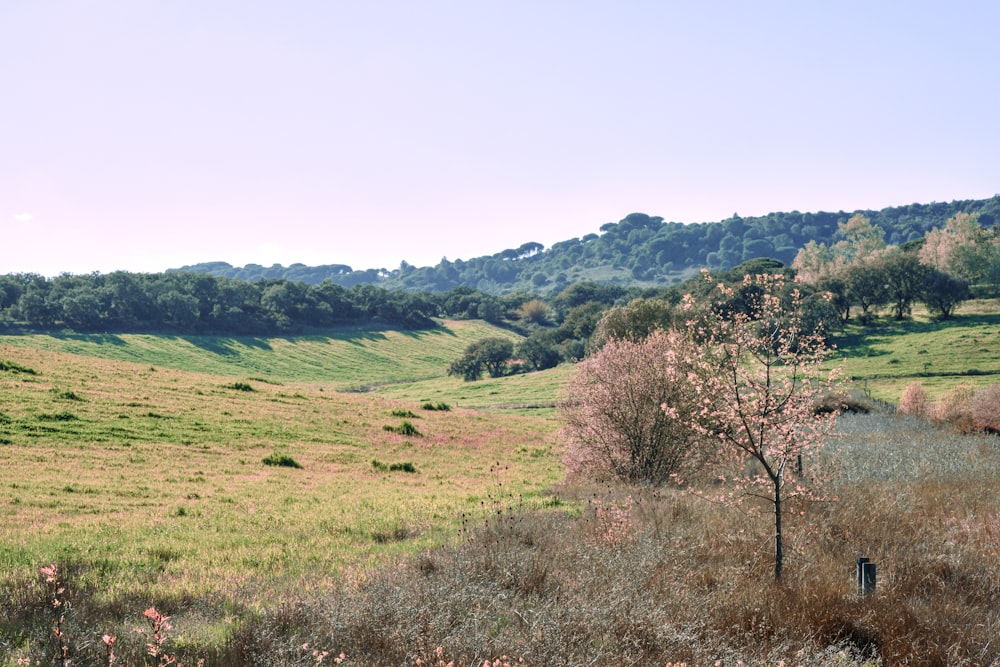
[857, 557, 876, 596]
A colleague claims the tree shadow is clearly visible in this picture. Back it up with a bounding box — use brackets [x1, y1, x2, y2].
[178, 336, 273, 355]
[51, 333, 128, 346]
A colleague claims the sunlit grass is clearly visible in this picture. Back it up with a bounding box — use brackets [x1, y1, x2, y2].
[831, 305, 1000, 401]
[0, 344, 562, 606]
[375, 363, 574, 416]
[0, 319, 521, 390]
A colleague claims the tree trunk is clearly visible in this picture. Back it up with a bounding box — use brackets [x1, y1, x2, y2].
[773, 481, 783, 581]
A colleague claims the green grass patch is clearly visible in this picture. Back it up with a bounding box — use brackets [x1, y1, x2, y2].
[831, 308, 1000, 401]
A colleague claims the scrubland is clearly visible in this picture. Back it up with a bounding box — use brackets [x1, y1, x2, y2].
[1, 321, 998, 666]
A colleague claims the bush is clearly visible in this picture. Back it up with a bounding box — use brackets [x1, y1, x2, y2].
[262, 452, 302, 468]
[372, 459, 416, 473]
[390, 409, 418, 418]
[969, 383, 1000, 434]
[898, 381, 931, 418]
[383, 421, 422, 437]
[560, 329, 707, 485]
[935, 383, 977, 431]
[225, 382, 255, 392]
[421, 402, 451, 411]
[0, 360, 38, 375]
[36, 411, 78, 422]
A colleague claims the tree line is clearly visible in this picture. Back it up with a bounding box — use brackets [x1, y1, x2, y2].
[0, 272, 447, 334]
[173, 196, 1000, 294]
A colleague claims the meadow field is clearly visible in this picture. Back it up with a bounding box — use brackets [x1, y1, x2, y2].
[0, 313, 998, 665]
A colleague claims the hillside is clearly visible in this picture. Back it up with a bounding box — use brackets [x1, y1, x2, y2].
[0, 320, 520, 391]
[173, 196, 1000, 293]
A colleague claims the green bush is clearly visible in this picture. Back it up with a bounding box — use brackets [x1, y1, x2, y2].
[0, 360, 38, 375]
[225, 382, 255, 392]
[372, 459, 417, 473]
[390, 409, 418, 418]
[383, 421, 422, 437]
[262, 452, 302, 469]
[421, 402, 451, 411]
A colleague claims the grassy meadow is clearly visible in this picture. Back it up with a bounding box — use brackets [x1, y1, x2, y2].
[830, 303, 1000, 402]
[0, 309, 998, 665]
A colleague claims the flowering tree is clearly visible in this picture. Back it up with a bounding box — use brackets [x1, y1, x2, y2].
[676, 272, 842, 580]
[898, 381, 932, 419]
[561, 329, 707, 485]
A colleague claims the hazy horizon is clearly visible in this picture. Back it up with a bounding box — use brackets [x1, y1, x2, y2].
[5, 2, 998, 277]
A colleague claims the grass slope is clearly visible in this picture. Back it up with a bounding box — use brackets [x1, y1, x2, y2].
[0, 319, 520, 390]
[832, 307, 1000, 402]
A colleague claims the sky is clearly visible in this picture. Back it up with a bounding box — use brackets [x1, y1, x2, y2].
[3, 1, 999, 277]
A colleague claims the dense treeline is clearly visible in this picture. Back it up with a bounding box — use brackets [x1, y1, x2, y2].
[173, 197, 1000, 294]
[0, 272, 448, 333]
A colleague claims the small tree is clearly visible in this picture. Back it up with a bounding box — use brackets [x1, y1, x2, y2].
[560, 329, 707, 485]
[898, 381, 931, 419]
[676, 272, 841, 580]
[447, 337, 514, 381]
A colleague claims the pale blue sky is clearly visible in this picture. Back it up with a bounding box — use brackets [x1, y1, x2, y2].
[3, 1, 998, 276]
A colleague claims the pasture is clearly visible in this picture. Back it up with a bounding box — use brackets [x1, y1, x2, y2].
[0, 312, 998, 665]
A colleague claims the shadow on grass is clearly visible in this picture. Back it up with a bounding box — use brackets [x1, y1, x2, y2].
[51, 333, 128, 346]
[179, 336, 273, 355]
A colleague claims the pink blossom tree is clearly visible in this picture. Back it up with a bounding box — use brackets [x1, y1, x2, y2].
[676, 272, 842, 580]
[898, 381, 931, 419]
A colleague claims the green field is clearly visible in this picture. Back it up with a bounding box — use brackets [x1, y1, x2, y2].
[0, 323, 564, 640]
[0, 319, 521, 391]
[830, 306, 1000, 401]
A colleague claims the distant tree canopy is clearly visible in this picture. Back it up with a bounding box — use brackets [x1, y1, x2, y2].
[4, 198, 997, 344]
[171, 196, 1000, 294]
[0, 272, 442, 334]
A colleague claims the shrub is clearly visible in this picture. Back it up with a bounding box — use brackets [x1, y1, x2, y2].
[421, 402, 451, 411]
[262, 452, 302, 468]
[898, 381, 931, 418]
[371, 459, 415, 473]
[560, 329, 707, 485]
[0, 360, 38, 375]
[224, 381, 255, 392]
[383, 421, 422, 437]
[390, 409, 418, 418]
[935, 383, 976, 431]
[969, 382, 1000, 434]
[52, 389, 84, 401]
